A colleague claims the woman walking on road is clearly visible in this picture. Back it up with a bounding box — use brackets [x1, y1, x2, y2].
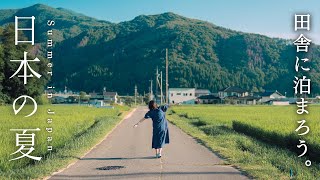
[134, 100, 170, 158]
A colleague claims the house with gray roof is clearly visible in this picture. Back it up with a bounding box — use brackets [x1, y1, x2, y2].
[218, 86, 249, 98]
[256, 90, 285, 103]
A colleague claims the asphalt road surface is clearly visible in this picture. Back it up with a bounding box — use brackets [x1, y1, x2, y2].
[49, 107, 248, 180]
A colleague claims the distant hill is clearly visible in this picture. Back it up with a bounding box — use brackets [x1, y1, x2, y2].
[1, 4, 319, 96]
[0, 4, 112, 42]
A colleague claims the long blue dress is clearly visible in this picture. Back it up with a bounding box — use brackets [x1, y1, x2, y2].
[144, 105, 170, 149]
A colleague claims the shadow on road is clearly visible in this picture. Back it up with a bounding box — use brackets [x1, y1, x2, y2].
[54, 171, 243, 179]
[80, 156, 156, 160]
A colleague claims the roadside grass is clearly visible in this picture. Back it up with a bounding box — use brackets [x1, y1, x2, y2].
[0, 105, 130, 180]
[168, 105, 320, 179]
[232, 120, 320, 163]
[172, 105, 320, 161]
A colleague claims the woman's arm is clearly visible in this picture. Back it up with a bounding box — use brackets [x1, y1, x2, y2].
[160, 104, 169, 112]
[133, 117, 147, 128]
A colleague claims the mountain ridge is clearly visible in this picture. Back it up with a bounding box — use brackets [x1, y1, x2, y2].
[0, 4, 319, 96]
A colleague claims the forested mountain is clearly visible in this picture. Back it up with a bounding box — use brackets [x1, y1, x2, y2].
[0, 4, 319, 97]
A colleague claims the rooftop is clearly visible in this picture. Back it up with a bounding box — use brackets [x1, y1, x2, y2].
[169, 88, 195, 91]
[198, 95, 220, 100]
[219, 86, 247, 93]
[258, 90, 283, 97]
[195, 89, 211, 94]
[103, 91, 117, 96]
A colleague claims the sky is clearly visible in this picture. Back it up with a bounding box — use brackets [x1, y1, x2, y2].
[1, 0, 320, 43]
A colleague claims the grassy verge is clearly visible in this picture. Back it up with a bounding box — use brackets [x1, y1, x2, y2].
[0, 105, 131, 180]
[168, 111, 320, 179]
[232, 121, 320, 162]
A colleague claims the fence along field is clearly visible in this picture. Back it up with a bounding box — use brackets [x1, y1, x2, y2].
[0, 105, 129, 179]
[168, 105, 320, 179]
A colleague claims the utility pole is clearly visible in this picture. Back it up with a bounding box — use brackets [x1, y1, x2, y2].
[134, 85, 137, 106]
[150, 80, 153, 101]
[160, 71, 163, 104]
[165, 48, 169, 104]
[156, 67, 158, 101]
[156, 68, 163, 104]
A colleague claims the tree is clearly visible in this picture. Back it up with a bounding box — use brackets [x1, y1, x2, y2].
[0, 24, 50, 104]
[79, 91, 89, 101]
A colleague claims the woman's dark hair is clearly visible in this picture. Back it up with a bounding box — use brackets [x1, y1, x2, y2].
[148, 100, 158, 110]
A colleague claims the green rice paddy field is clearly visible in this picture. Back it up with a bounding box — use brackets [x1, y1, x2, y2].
[0, 105, 129, 179]
[168, 105, 320, 179]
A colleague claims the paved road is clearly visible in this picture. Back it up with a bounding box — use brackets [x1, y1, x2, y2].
[49, 107, 248, 180]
